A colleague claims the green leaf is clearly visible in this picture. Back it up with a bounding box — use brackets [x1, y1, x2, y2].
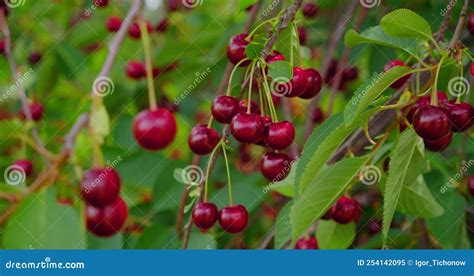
[316, 220, 356, 249]
[275, 202, 292, 249]
[134, 226, 179, 249]
[245, 42, 264, 59]
[238, 0, 258, 12]
[398, 176, 444, 219]
[187, 231, 216, 249]
[382, 128, 422, 245]
[380, 9, 432, 41]
[344, 26, 423, 56]
[90, 103, 110, 144]
[268, 60, 293, 81]
[344, 66, 412, 126]
[268, 160, 297, 197]
[359, 229, 412, 249]
[291, 156, 369, 243]
[3, 189, 86, 249]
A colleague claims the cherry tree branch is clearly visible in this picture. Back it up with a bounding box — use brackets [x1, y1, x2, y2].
[447, 0, 470, 49]
[434, 0, 455, 42]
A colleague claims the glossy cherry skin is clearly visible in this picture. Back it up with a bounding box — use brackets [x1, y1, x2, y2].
[299, 68, 322, 99]
[276, 67, 308, 98]
[125, 61, 146, 79]
[20, 103, 44, 122]
[128, 21, 152, 39]
[266, 51, 285, 64]
[302, 3, 318, 18]
[331, 196, 360, 224]
[94, 0, 109, 7]
[263, 121, 295, 150]
[156, 18, 169, 32]
[86, 197, 128, 237]
[468, 13, 474, 36]
[28, 52, 42, 65]
[133, 108, 177, 151]
[106, 16, 122, 32]
[295, 236, 318, 249]
[230, 113, 264, 143]
[255, 116, 272, 147]
[405, 92, 447, 122]
[226, 33, 250, 66]
[188, 124, 220, 155]
[260, 152, 291, 182]
[442, 101, 473, 132]
[13, 160, 33, 177]
[383, 60, 411, 89]
[192, 202, 219, 231]
[238, 99, 260, 114]
[211, 96, 239, 124]
[312, 107, 325, 124]
[80, 167, 121, 208]
[297, 26, 307, 45]
[468, 175, 474, 196]
[424, 132, 452, 152]
[218, 205, 249, 233]
[413, 105, 451, 140]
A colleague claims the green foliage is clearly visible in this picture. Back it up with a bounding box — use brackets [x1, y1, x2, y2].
[275, 202, 292, 249]
[268, 60, 293, 81]
[316, 220, 356, 249]
[380, 9, 432, 41]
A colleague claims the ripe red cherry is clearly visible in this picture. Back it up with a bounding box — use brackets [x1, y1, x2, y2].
[20, 102, 44, 122]
[133, 108, 177, 151]
[405, 91, 448, 122]
[188, 124, 220, 155]
[211, 96, 239, 123]
[218, 205, 249, 233]
[277, 67, 308, 98]
[255, 116, 272, 146]
[302, 3, 318, 18]
[125, 61, 146, 79]
[471, 63, 474, 76]
[128, 21, 152, 39]
[311, 107, 325, 124]
[442, 101, 473, 132]
[86, 197, 128, 237]
[13, 160, 33, 177]
[238, 99, 260, 114]
[94, 0, 109, 7]
[383, 60, 411, 89]
[468, 175, 474, 196]
[266, 51, 285, 64]
[0, 39, 5, 55]
[80, 167, 121, 208]
[295, 236, 318, 249]
[260, 152, 291, 182]
[192, 202, 219, 230]
[424, 132, 452, 152]
[230, 113, 264, 143]
[28, 52, 42, 65]
[106, 16, 122, 32]
[156, 18, 169, 32]
[152, 67, 161, 78]
[299, 68, 322, 99]
[468, 13, 474, 35]
[367, 219, 382, 235]
[297, 26, 307, 45]
[413, 105, 451, 140]
[263, 121, 295, 150]
[331, 196, 360, 224]
[226, 33, 250, 66]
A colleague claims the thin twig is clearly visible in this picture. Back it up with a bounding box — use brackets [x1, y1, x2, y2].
[447, 0, 471, 49]
[435, 0, 455, 42]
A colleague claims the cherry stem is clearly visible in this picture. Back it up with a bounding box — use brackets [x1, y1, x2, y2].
[293, 22, 303, 66]
[247, 17, 278, 38]
[290, 25, 294, 67]
[89, 125, 104, 168]
[247, 61, 256, 114]
[260, 60, 278, 121]
[432, 55, 446, 106]
[226, 58, 251, 96]
[139, 19, 158, 111]
[203, 137, 223, 202]
[207, 116, 214, 128]
[456, 64, 464, 103]
[221, 142, 233, 206]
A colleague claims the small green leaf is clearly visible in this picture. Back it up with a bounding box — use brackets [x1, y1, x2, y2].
[268, 160, 297, 197]
[268, 60, 293, 81]
[275, 202, 292, 249]
[380, 9, 432, 41]
[316, 220, 356, 249]
[245, 42, 264, 59]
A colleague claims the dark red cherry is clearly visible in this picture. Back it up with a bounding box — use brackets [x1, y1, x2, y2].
[471, 63, 474, 76]
[218, 205, 249, 233]
[226, 33, 250, 66]
[255, 116, 272, 146]
[276, 67, 308, 98]
[424, 132, 452, 152]
[86, 197, 128, 237]
[311, 107, 324, 124]
[331, 196, 360, 224]
[156, 18, 169, 32]
[152, 67, 161, 78]
[321, 208, 333, 220]
[188, 124, 220, 155]
[405, 95, 430, 122]
[0, 39, 5, 55]
[13, 159, 33, 177]
[342, 66, 358, 82]
[413, 105, 451, 140]
[299, 68, 322, 99]
[94, 0, 109, 7]
[238, 99, 260, 114]
[28, 52, 42, 65]
[295, 236, 318, 249]
[442, 101, 473, 132]
[106, 16, 122, 32]
[265, 51, 285, 64]
[167, 0, 181, 11]
[125, 61, 146, 79]
[297, 26, 307, 45]
[230, 113, 264, 143]
[263, 121, 295, 150]
[128, 21, 152, 39]
[468, 175, 474, 196]
[192, 202, 219, 230]
[302, 3, 318, 18]
[20, 102, 44, 122]
[80, 167, 121, 208]
[436, 91, 449, 106]
[133, 108, 177, 151]
[383, 60, 411, 89]
[367, 219, 382, 235]
[260, 152, 291, 182]
[468, 13, 474, 36]
[211, 96, 239, 123]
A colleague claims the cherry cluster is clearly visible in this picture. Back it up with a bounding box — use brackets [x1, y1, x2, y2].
[323, 196, 361, 224]
[192, 202, 249, 234]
